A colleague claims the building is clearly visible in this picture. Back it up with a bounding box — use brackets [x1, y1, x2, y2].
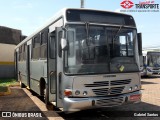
[0, 26, 25, 78]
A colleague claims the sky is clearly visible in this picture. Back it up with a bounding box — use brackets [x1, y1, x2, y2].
[0, 0, 160, 47]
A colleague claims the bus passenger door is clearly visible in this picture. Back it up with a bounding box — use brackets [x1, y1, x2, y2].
[55, 27, 63, 108]
[26, 41, 31, 87]
[48, 27, 63, 108]
[47, 31, 57, 104]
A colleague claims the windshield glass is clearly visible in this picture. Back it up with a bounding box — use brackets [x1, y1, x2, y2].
[147, 52, 160, 67]
[64, 24, 138, 74]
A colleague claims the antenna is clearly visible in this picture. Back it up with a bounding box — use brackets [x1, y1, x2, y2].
[81, 0, 85, 8]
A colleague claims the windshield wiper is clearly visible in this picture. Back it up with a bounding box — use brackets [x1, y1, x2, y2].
[113, 25, 123, 42]
[111, 25, 123, 57]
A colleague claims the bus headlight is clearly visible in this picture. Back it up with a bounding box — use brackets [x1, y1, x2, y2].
[135, 85, 138, 89]
[129, 87, 132, 91]
[83, 91, 88, 96]
[75, 90, 80, 95]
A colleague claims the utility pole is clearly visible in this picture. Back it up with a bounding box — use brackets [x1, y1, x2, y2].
[81, 0, 84, 8]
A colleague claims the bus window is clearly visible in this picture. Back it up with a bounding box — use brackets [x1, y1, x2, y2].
[40, 30, 48, 59]
[32, 34, 40, 59]
[33, 36, 40, 48]
[49, 32, 56, 59]
[23, 43, 27, 60]
[67, 30, 75, 57]
[20, 45, 24, 61]
[41, 29, 48, 45]
[58, 31, 62, 57]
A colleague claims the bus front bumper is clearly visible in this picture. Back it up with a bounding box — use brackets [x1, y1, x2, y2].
[63, 91, 141, 111]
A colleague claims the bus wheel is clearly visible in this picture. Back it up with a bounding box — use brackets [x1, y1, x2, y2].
[20, 81, 25, 88]
[44, 86, 49, 104]
[44, 85, 53, 110]
[44, 88, 47, 101]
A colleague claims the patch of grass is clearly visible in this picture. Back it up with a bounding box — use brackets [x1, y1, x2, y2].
[0, 79, 19, 86]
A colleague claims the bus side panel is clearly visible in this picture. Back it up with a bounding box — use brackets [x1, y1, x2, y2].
[18, 61, 27, 85]
[30, 60, 47, 95]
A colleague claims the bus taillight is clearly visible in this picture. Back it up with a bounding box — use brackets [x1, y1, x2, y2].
[64, 89, 72, 96]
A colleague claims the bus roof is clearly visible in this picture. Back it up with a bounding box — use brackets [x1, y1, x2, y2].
[15, 8, 135, 49]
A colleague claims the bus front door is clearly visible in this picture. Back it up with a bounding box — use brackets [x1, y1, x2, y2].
[47, 27, 63, 108]
[26, 42, 31, 88]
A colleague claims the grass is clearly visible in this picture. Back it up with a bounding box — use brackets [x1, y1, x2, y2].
[0, 78, 19, 87]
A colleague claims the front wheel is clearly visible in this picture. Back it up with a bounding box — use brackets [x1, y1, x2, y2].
[43, 85, 53, 110]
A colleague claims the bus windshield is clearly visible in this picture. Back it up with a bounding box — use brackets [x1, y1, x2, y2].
[148, 52, 160, 67]
[64, 24, 138, 74]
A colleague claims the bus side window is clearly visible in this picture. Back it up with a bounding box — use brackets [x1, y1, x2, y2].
[58, 31, 62, 57]
[20, 45, 24, 61]
[32, 34, 41, 59]
[40, 29, 48, 59]
[23, 43, 27, 60]
[49, 32, 56, 59]
[19, 46, 22, 61]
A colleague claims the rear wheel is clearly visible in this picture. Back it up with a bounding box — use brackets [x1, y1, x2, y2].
[20, 81, 25, 88]
[44, 88, 47, 101]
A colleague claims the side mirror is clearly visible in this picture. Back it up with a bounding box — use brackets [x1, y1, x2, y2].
[137, 33, 142, 56]
[61, 38, 67, 50]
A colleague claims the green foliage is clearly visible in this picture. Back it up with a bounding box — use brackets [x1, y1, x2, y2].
[0, 79, 18, 86]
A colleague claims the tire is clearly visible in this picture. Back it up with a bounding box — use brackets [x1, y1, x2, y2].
[43, 85, 49, 104]
[20, 81, 25, 88]
[44, 85, 53, 110]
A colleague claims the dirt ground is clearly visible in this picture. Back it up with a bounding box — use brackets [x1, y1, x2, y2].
[0, 75, 160, 120]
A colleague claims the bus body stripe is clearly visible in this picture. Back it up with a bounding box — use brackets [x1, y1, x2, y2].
[0, 62, 14, 65]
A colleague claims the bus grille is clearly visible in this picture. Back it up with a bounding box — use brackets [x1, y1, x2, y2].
[85, 79, 131, 87]
[96, 97, 124, 107]
[84, 79, 131, 96]
[92, 86, 125, 96]
[111, 79, 131, 86]
[84, 81, 109, 87]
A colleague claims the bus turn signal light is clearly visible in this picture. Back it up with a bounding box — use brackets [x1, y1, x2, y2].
[64, 90, 72, 96]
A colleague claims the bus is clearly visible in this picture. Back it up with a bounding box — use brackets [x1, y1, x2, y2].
[15, 8, 142, 111]
[140, 50, 160, 76]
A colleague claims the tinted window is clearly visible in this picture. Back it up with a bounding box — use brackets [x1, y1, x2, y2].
[41, 29, 48, 45]
[40, 29, 48, 59]
[66, 9, 136, 27]
[32, 34, 40, 59]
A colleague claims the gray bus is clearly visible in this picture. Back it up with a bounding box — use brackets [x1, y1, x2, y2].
[15, 8, 142, 111]
[140, 50, 160, 76]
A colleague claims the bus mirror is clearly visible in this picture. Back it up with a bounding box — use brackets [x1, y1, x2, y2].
[137, 33, 142, 56]
[61, 38, 67, 50]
